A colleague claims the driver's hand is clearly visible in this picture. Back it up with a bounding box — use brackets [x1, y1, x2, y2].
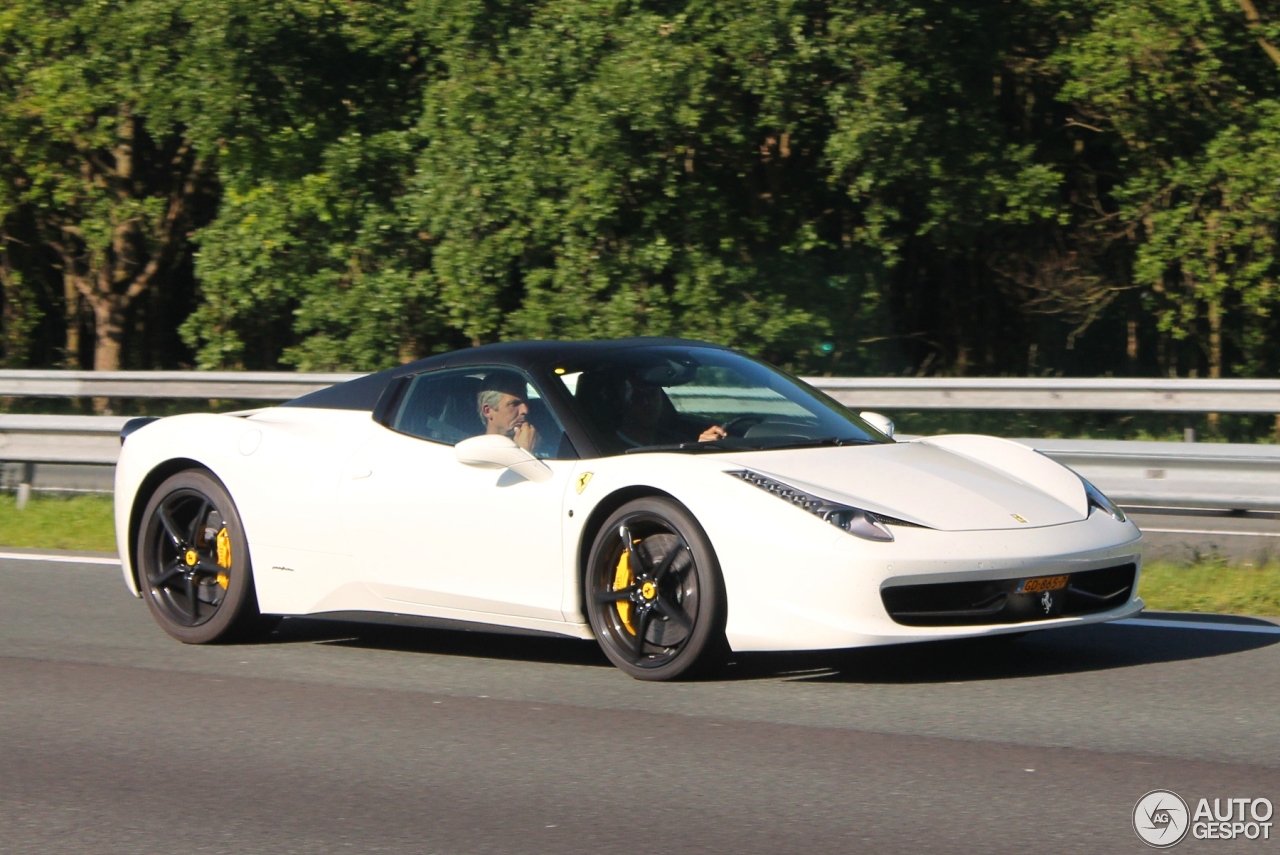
[513, 421, 539, 452]
[698, 425, 728, 442]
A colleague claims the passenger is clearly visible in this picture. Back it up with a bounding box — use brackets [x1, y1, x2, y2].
[478, 372, 539, 453]
[615, 376, 726, 448]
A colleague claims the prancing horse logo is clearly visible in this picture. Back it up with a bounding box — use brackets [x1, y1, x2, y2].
[1040, 591, 1054, 613]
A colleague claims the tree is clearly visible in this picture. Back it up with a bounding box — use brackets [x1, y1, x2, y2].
[0, 0, 227, 370]
[183, 131, 444, 371]
[1056, 0, 1280, 378]
[180, 0, 440, 370]
[7, 0, 1280, 383]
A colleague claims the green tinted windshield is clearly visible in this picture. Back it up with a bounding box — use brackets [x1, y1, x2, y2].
[552, 346, 893, 456]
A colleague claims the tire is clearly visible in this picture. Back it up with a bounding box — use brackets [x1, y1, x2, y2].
[585, 497, 727, 680]
[136, 469, 273, 644]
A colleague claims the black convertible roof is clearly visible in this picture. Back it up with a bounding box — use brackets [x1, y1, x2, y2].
[281, 337, 732, 411]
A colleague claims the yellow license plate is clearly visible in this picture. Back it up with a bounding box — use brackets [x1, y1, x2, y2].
[1019, 574, 1068, 594]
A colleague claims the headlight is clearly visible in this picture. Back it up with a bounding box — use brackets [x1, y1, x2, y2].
[1082, 478, 1126, 522]
[727, 469, 922, 542]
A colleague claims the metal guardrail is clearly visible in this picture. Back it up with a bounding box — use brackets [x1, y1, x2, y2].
[0, 415, 131, 465]
[0, 369, 362, 400]
[3, 369, 1280, 412]
[1013, 438, 1280, 512]
[0, 414, 130, 507]
[812, 377, 1280, 413]
[3, 413, 1278, 512]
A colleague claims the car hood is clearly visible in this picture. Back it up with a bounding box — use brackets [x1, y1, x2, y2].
[724, 437, 1088, 531]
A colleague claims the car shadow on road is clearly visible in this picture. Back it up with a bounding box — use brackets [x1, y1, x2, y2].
[725, 620, 1280, 685]
[257, 615, 1277, 683]
[265, 616, 614, 668]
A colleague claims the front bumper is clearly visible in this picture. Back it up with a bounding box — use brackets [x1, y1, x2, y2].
[716, 510, 1143, 652]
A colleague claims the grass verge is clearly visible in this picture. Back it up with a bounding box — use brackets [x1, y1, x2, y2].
[0, 492, 116, 552]
[1, 492, 1277, 618]
[1138, 560, 1280, 618]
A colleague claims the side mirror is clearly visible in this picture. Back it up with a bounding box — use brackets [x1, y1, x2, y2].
[454, 434, 553, 483]
[859, 411, 895, 438]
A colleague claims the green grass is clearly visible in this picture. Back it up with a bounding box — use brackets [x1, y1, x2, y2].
[2, 492, 1278, 618]
[0, 492, 117, 552]
[1139, 560, 1280, 617]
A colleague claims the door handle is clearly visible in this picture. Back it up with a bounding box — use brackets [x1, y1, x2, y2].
[350, 466, 372, 480]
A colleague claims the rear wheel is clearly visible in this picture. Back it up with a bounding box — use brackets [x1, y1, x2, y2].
[137, 469, 274, 644]
[585, 497, 726, 680]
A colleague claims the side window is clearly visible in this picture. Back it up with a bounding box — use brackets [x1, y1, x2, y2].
[391, 367, 575, 459]
[392, 369, 485, 444]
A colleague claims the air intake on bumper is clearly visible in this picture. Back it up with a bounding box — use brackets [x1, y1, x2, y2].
[880, 563, 1137, 626]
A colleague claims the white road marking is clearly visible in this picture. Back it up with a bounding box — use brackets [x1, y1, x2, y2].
[1140, 527, 1280, 538]
[0, 551, 121, 566]
[1116, 617, 1280, 635]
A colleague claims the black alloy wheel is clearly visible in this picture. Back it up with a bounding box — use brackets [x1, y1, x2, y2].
[137, 469, 274, 644]
[585, 497, 726, 680]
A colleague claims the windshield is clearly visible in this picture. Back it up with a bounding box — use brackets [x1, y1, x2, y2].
[551, 346, 893, 456]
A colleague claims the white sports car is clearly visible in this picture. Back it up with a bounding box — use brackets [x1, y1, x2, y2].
[115, 338, 1143, 680]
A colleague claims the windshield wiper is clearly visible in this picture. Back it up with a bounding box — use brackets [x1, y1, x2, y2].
[623, 440, 733, 454]
[758, 436, 876, 450]
[623, 436, 878, 454]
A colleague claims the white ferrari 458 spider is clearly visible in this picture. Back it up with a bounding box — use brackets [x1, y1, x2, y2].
[115, 338, 1143, 680]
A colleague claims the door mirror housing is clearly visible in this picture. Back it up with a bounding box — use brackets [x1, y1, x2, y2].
[454, 434, 553, 482]
[859, 411, 895, 438]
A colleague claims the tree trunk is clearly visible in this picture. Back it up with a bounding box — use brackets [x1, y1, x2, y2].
[1207, 299, 1221, 435]
[91, 296, 125, 371]
[1207, 299, 1222, 379]
[89, 296, 125, 413]
[0, 246, 22, 366]
[1237, 0, 1280, 68]
[64, 273, 81, 368]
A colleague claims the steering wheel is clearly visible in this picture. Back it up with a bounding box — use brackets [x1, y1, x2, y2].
[720, 415, 765, 438]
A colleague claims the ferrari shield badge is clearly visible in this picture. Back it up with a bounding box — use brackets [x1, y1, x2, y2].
[575, 472, 594, 495]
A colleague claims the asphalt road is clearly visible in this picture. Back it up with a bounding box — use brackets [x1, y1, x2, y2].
[1131, 508, 1280, 564]
[2, 554, 1278, 854]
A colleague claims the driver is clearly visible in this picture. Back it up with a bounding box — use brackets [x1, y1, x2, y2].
[615, 376, 726, 448]
[478, 371, 539, 453]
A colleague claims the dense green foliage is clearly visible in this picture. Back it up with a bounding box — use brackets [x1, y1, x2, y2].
[4, 0, 1280, 378]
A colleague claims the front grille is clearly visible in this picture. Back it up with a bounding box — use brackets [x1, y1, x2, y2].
[881, 563, 1136, 627]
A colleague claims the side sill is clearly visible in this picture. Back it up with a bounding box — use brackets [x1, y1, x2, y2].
[293, 610, 591, 640]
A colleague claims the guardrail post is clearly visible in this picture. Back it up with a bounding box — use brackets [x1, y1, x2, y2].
[16, 461, 34, 510]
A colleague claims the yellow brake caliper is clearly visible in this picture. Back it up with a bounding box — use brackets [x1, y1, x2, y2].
[613, 549, 635, 635]
[215, 527, 232, 589]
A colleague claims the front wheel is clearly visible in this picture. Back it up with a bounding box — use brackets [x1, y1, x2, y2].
[137, 469, 274, 644]
[585, 497, 727, 680]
